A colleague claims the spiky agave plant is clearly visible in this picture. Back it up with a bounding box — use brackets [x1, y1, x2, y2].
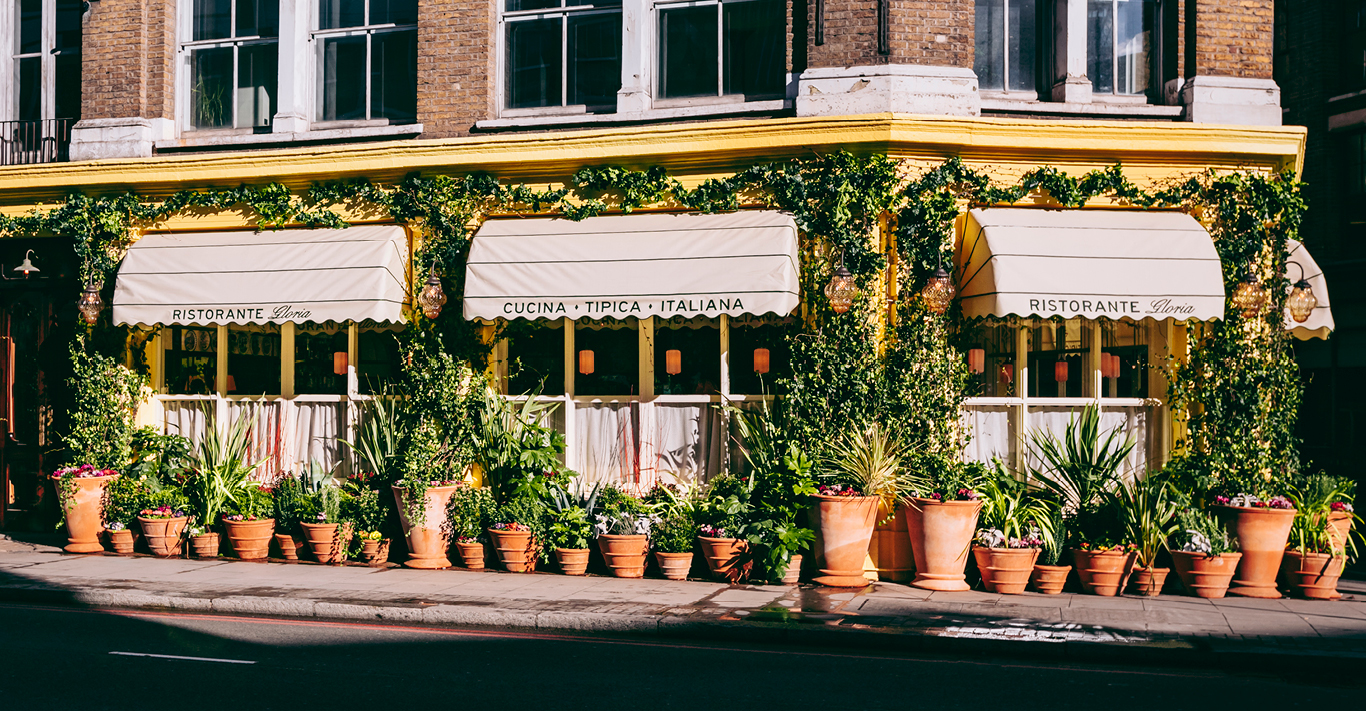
[1028, 403, 1135, 516]
[977, 463, 1058, 551]
[826, 423, 920, 510]
[1110, 474, 1180, 569]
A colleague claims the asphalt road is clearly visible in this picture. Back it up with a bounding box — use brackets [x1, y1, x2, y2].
[0, 602, 1358, 709]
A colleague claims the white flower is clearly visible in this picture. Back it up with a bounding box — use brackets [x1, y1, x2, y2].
[1181, 530, 1212, 553]
[975, 527, 1006, 548]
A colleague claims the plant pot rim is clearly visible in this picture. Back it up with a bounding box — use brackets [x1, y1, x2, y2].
[974, 545, 1040, 552]
[597, 533, 648, 540]
[300, 521, 342, 528]
[908, 497, 981, 507]
[1214, 504, 1296, 515]
[191, 532, 219, 539]
[1033, 563, 1071, 570]
[487, 527, 532, 535]
[223, 517, 275, 525]
[137, 515, 188, 522]
[813, 493, 881, 503]
[655, 550, 693, 556]
[555, 547, 590, 553]
[1283, 549, 1343, 560]
[1170, 549, 1242, 559]
[392, 482, 465, 493]
[50, 472, 118, 481]
[697, 535, 741, 543]
[1072, 548, 1133, 555]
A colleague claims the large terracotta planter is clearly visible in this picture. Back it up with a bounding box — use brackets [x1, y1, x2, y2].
[781, 554, 803, 585]
[190, 532, 220, 559]
[1129, 566, 1170, 596]
[1170, 550, 1242, 598]
[598, 534, 648, 578]
[455, 541, 486, 570]
[556, 547, 591, 576]
[811, 494, 880, 587]
[1030, 564, 1072, 594]
[300, 522, 349, 564]
[904, 498, 981, 591]
[870, 502, 914, 582]
[105, 528, 135, 555]
[275, 533, 303, 560]
[359, 539, 391, 566]
[655, 551, 694, 580]
[698, 536, 747, 580]
[1283, 551, 1344, 600]
[54, 474, 118, 553]
[393, 484, 462, 569]
[488, 528, 536, 572]
[223, 518, 275, 560]
[1072, 549, 1135, 596]
[1217, 505, 1295, 599]
[973, 546, 1039, 595]
[138, 516, 187, 557]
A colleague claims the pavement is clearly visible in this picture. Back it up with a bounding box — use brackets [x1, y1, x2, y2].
[3, 532, 1364, 671]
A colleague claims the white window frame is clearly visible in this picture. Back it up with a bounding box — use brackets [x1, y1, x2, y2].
[175, 0, 281, 133]
[310, 0, 418, 128]
[5, 0, 80, 122]
[1086, 0, 1157, 100]
[652, 0, 784, 108]
[498, 0, 624, 118]
[973, 0, 1041, 100]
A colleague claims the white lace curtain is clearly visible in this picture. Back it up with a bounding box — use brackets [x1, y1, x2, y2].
[161, 398, 349, 480]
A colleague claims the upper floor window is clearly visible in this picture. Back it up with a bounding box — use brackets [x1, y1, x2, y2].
[656, 0, 783, 101]
[1343, 2, 1366, 91]
[503, 0, 622, 112]
[1087, 0, 1157, 97]
[314, 0, 417, 124]
[184, 0, 279, 129]
[12, 0, 82, 122]
[974, 0, 1038, 93]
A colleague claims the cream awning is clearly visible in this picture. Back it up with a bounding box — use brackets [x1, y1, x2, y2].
[112, 225, 409, 326]
[957, 208, 1226, 322]
[1286, 239, 1334, 340]
[464, 211, 800, 321]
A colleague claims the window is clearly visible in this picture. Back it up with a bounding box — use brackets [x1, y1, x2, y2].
[974, 0, 1038, 93]
[1099, 320, 1147, 399]
[165, 326, 219, 395]
[508, 322, 566, 396]
[182, 0, 278, 130]
[1027, 318, 1090, 398]
[1087, 0, 1157, 97]
[314, 0, 417, 123]
[503, 0, 622, 112]
[1344, 2, 1366, 91]
[11, 0, 81, 121]
[357, 326, 404, 394]
[227, 325, 282, 395]
[728, 321, 787, 394]
[657, 0, 784, 101]
[295, 324, 349, 395]
[654, 319, 719, 395]
[575, 320, 639, 396]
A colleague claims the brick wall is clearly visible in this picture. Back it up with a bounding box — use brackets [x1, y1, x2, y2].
[415, 0, 496, 138]
[81, 0, 176, 120]
[1187, 0, 1274, 79]
[806, 0, 973, 69]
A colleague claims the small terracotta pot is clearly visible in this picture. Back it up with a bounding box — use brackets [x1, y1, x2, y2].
[105, 528, 135, 555]
[655, 551, 694, 580]
[1326, 511, 1353, 600]
[904, 498, 981, 591]
[556, 547, 591, 576]
[871, 502, 914, 582]
[54, 474, 118, 554]
[1170, 550, 1242, 598]
[393, 484, 462, 569]
[1283, 551, 1344, 600]
[1216, 505, 1295, 599]
[598, 534, 649, 578]
[781, 554, 803, 585]
[973, 546, 1039, 594]
[811, 494, 880, 587]
[698, 536, 747, 580]
[1030, 564, 1072, 595]
[190, 532, 220, 559]
[455, 541, 486, 570]
[223, 518, 275, 560]
[1129, 566, 1170, 596]
[300, 522, 349, 564]
[138, 516, 187, 557]
[1072, 549, 1135, 596]
[274, 533, 303, 561]
[359, 538, 391, 566]
[488, 529, 536, 573]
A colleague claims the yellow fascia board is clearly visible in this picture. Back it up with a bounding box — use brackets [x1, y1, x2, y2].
[0, 113, 1306, 207]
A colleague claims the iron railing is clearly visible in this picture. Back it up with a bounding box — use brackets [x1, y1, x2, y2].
[0, 118, 74, 166]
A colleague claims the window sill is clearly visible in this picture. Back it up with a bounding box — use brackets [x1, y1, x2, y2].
[475, 99, 791, 131]
[154, 123, 424, 152]
[980, 97, 1183, 121]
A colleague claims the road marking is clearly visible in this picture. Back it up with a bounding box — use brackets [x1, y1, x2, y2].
[109, 651, 255, 665]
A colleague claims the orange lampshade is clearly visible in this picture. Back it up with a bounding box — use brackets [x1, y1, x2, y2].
[578, 349, 594, 375]
[226, 375, 236, 392]
[753, 348, 770, 375]
[967, 348, 985, 374]
[665, 349, 682, 375]
[334, 351, 349, 376]
[999, 364, 1013, 384]
[1054, 360, 1069, 383]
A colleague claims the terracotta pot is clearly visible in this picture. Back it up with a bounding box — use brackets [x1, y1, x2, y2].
[190, 532, 220, 559]
[811, 494, 880, 587]
[1129, 566, 1170, 596]
[274, 533, 303, 561]
[781, 554, 803, 585]
[300, 522, 349, 564]
[598, 534, 649, 578]
[223, 518, 275, 560]
[105, 528, 135, 555]
[138, 516, 187, 557]
[359, 538, 391, 566]
[54, 474, 118, 554]
[1030, 564, 1072, 595]
[698, 536, 747, 580]
[392, 484, 462, 569]
[904, 498, 981, 592]
[455, 541, 486, 570]
[1072, 549, 1135, 596]
[556, 547, 591, 576]
[488, 528, 536, 573]
[655, 551, 694, 580]
[1283, 551, 1345, 600]
[973, 546, 1039, 595]
[1216, 505, 1295, 599]
[1326, 511, 1353, 600]
[1170, 550, 1242, 598]
[870, 502, 915, 582]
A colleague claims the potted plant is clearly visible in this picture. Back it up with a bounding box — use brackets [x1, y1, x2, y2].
[51, 465, 120, 554]
[1030, 505, 1071, 594]
[695, 475, 752, 581]
[653, 510, 697, 580]
[973, 469, 1056, 595]
[813, 423, 909, 588]
[103, 474, 150, 555]
[594, 486, 655, 578]
[1282, 507, 1346, 600]
[222, 484, 275, 560]
[724, 402, 815, 584]
[1170, 507, 1242, 598]
[343, 481, 390, 566]
[184, 411, 266, 559]
[1214, 493, 1296, 598]
[903, 452, 985, 592]
[299, 478, 349, 564]
[488, 496, 546, 573]
[1285, 475, 1360, 599]
[271, 474, 309, 560]
[449, 486, 496, 569]
[1113, 475, 1180, 596]
[548, 487, 597, 575]
[137, 488, 190, 557]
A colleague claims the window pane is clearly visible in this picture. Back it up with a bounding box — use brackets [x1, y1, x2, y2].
[506, 18, 563, 109]
[575, 322, 638, 396]
[192, 47, 234, 128]
[723, 0, 783, 97]
[1087, 0, 1114, 94]
[295, 327, 348, 395]
[508, 324, 565, 396]
[568, 12, 622, 109]
[319, 0, 365, 30]
[370, 0, 417, 25]
[227, 326, 281, 395]
[963, 321, 1016, 398]
[1027, 318, 1090, 398]
[56, 0, 83, 51]
[17, 0, 40, 54]
[1007, 0, 1036, 92]
[654, 321, 720, 395]
[506, 0, 560, 11]
[1101, 321, 1147, 398]
[974, 0, 1004, 91]
[728, 323, 788, 394]
[1114, 0, 1153, 95]
[371, 30, 416, 121]
[55, 53, 81, 120]
[16, 56, 39, 122]
[237, 0, 280, 38]
[320, 36, 367, 120]
[237, 43, 277, 128]
[358, 327, 403, 395]
[165, 327, 219, 396]
[194, 0, 233, 41]
[660, 6, 718, 98]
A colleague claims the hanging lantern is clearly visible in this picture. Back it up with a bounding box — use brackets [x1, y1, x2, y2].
[1102, 353, 1122, 379]
[578, 350, 595, 375]
[1229, 265, 1268, 318]
[920, 265, 956, 315]
[665, 349, 682, 375]
[967, 348, 985, 374]
[77, 281, 103, 325]
[998, 363, 1014, 384]
[416, 265, 447, 320]
[824, 262, 857, 314]
[226, 375, 237, 393]
[1054, 360, 1069, 383]
[1286, 276, 1317, 324]
[753, 348, 770, 375]
[333, 351, 349, 376]
[13, 250, 38, 277]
